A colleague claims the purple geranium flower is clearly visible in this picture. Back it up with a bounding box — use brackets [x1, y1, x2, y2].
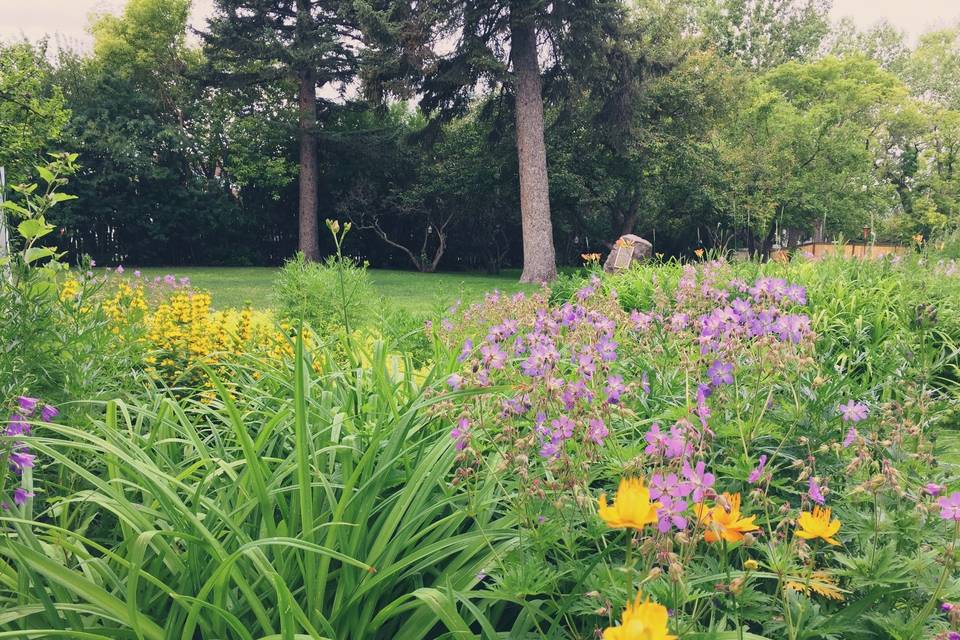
[925, 483, 944, 496]
[450, 417, 470, 451]
[748, 455, 767, 484]
[447, 373, 464, 390]
[842, 427, 857, 448]
[938, 492, 960, 521]
[41, 405, 59, 422]
[605, 375, 625, 404]
[656, 496, 689, 533]
[707, 361, 734, 386]
[682, 460, 715, 503]
[808, 477, 826, 505]
[586, 418, 608, 445]
[838, 400, 869, 423]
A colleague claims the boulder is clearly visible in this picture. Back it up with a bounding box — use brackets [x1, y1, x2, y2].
[603, 234, 653, 273]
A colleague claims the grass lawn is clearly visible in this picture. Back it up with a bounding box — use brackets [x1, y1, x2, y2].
[134, 266, 538, 313]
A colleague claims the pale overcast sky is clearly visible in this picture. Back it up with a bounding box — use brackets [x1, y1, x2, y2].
[0, 0, 957, 50]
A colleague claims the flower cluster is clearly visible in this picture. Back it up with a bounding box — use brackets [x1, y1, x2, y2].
[3, 396, 58, 509]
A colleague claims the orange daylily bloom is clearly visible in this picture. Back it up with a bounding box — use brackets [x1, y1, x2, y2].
[598, 477, 661, 530]
[603, 594, 676, 640]
[695, 492, 758, 543]
[795, 506, 842, 545]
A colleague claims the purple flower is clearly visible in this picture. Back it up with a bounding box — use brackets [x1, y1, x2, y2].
[656, 496, 689, 533]
[115, 265, 124, 274]
[479, 343, 507, 370]
[595, 336, 618, 362]
[12, 488, 33, 506]
[605, 375, 625, 404]
[17, 396, 38, 415]
[947, 631, 960, 640]
[838, 400, 869, 423]
[644, 423, 669, 457]
[925, 483, 944, 496]
[41, 405, 59, 422]
[6, 414, 29, 437]
[9, 449, 35, 473]
[447, 373, 463, 390]
[942, 602, 954, 613]
[450, 417, 470, 451]
[682, 460, 715, 503]
[748, 455, 767, 484]
[650, 473, 692, 501]
[707, 361, 734, 386]
[842, 427, 857, 448]
[164, 274, 176, 286]
[134, 270, 142, 278]
[640, 371, 650, 395]
[457, 339, 473, 363]
[586, 418, 608, 445]
[808, 477, 826, 505]
[938, 492, 960, 521]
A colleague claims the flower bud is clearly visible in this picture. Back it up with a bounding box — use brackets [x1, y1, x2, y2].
[744, 559, 759, 571]
[669, 562, 684, 582]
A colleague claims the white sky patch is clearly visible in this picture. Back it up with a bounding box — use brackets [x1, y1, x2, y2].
[0, 0, 957, 51]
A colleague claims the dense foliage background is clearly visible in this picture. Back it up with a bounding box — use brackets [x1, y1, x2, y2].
[2, 0, 960, 270]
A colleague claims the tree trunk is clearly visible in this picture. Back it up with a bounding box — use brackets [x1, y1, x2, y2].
[297, 67, 320, 261]
[510, 10, 556, 283]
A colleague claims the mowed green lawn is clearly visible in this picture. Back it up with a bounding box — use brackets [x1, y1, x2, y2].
[134, 267, 538, 313]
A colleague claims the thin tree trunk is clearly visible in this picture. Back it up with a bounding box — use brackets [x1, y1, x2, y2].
[510, 10, 556, 283]
[297, 69, 320, 261]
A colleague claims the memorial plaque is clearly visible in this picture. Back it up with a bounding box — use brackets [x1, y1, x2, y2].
[612, 244, 634, 270]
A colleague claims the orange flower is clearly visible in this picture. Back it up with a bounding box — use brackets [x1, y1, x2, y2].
[695, 492, 758, 543]
[581, 252, 602, 263]
[598, 477, 661, 530]
[795, 506, 841, 545]
[694, 248, 704, 258]
[603, 594, 676, 640]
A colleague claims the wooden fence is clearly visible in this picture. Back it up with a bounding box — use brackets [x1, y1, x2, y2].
[770, 241, 909, 262]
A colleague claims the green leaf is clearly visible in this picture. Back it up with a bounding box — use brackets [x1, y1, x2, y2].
[17, 218, 51, 241]
[49, 192, 78, 204]
[24, 247, 56, 264]
[36, 165, 55, 184]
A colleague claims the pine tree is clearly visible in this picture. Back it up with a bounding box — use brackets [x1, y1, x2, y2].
[201, 0, 360, 260]
[375, 0, 624, 282]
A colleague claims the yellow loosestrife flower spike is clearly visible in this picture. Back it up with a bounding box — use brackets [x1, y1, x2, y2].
[795, 506, 841, 545]
[603, 594, 676, 640]
[598, 477, 660, 530]
[694, 492, 758, 543]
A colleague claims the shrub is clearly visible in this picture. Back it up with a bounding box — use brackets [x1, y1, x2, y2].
[274, 221, 377, 336]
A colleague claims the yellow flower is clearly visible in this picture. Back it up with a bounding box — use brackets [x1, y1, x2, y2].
[603, 595, 676, 640]
[694, 248, 704, 258]
[581, 252, 602, 263]
[913, 233, 924, 245]
[695, 493, 758, 543]
[598, 477, 660, 530]
[795, 506, 841, 545]
[744, 559, 759, 571]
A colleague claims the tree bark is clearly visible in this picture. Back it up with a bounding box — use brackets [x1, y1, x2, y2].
[297, 68, 320, 261]
[510, 10, 556, 283]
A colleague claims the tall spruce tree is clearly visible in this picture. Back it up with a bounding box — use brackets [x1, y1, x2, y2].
[374, 0, 623, 282]
[201, 0, 360, 260]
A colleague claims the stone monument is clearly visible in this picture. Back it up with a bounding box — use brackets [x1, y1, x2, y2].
[603, 234, 653, 273]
